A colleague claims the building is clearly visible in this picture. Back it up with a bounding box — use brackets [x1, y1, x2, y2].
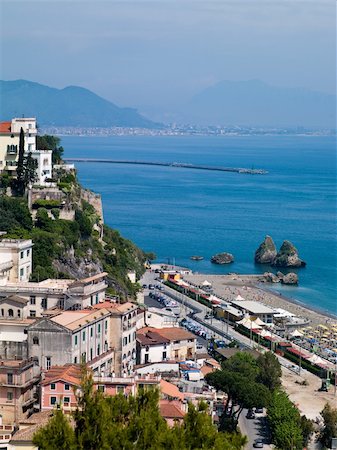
[230, 300, 276, 324]
[0, 272, 108, 318]
[137, 306, 179, 329]
[40, 364, 81, 412]
[0, 358, 40, 426]
[136, 327, 196, 364]
[0, 118, 52, 186]
[0, 317, 36, 361]
[0, 238, 33, 284]
[92, 301, 138, 376]
[27, 309, 112, 371]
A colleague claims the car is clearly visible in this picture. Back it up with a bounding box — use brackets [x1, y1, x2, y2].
[196, 343, 204, 349]
[246, 409, 255, 419]
[149, 284, 155, 290]
[142, 284, 147, 288]
[253, 439, 263, 448]
[255, 407, 264, 414]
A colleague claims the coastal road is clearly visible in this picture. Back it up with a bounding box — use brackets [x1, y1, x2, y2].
[239, 409, 272, 449]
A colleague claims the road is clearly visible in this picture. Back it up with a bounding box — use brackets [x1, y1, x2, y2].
[239, 410, 272, 449]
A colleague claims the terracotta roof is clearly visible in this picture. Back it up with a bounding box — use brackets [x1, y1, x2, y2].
[10, 412, 54, 442]
[41, 363, 82, 386]
[159, 379, 184, 400]
[141, 326, 196, 342]
[200, 365, 216, 377]
[92, 301, 136, 314]
[0, 121, 11, 133]
[137, 329, 170, 346]
[160, 400, 185, 419]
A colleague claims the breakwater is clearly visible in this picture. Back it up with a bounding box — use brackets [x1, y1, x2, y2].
[64, 158, 268, 175]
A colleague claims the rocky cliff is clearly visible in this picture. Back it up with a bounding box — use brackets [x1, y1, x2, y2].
[254, 235, 277, 264]
[272, 240, 306, 268]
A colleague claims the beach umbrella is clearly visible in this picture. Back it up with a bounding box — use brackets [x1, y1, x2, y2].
[290, 330, 303, 338]
[318, 324, 329, 330]
[201, 280, 212, 287]
[235, 294, 245, 301]
[254, 317, 267, 326]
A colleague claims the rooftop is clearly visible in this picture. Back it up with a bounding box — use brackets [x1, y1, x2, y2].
[145, 326, 196, 342]
[70, 272, 108, 287]
[92, 301, 137, 314]
[41, 363, 82, 386]
[51, 308, 110, 330]
[0, 294, 28, 305]
[160, 378, 184, 400]
[0, 121, 11, 134]
[159, 400, 185, 419]
[137, 329, 170, 346]
[230, 300, 275, 315]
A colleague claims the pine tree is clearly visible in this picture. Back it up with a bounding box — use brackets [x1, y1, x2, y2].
[32, 408, 76, 450]
[15, 127, 25, 195]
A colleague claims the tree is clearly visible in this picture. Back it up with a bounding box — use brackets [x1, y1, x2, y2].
[32, 408, 76, 450]
[206, 359, 271, 432]
[256, 352, 282, 391]
[15, 127, 25, 195]
[319, 403, 337, 449]
[268, 390, 303, 450]
[37, 134, 64, 164]
[23, 152, 38, 186]
[300, 415, 314, 448]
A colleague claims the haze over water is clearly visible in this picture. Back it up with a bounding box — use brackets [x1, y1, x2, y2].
[63, 135, 336, 315]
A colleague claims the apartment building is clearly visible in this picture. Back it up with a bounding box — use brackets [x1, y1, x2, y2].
[0, 317, 35, 361]
[27, 309, 112, 372]
[136, 327, 196, 364]
[0, 272, 108, 318]
[92, 301, 138, 376]
[0, 358, 40, 425]
[0, 238, 33, 284]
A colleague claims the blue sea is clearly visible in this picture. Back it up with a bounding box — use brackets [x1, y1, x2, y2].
[62, 135, 337, 316]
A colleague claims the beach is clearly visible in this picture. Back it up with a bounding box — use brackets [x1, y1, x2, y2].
[183, 273, 337, 328]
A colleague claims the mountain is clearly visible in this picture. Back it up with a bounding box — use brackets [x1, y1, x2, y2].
[183, 80, 336, 128]
[0, 79, 161, 128]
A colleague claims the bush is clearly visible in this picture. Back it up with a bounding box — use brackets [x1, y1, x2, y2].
[32, 199, 61, 209]
[51, 208, 60, 219]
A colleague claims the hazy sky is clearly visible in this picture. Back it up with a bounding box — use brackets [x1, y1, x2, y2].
[0, 0, 335, 110]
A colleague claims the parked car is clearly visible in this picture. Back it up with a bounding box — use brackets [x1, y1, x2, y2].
[253, 439, 263, 448]
[246, 409, 255, 419]
[149, 284, 155, 290]
[255, 407, 264, 414]
[142, 284, 147, 288]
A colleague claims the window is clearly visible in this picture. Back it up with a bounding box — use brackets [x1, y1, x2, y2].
[90, 327, 93, 338]
[90, 348, 93, 360]
[117, 386, 124, 394]
[97, 345, 100, 356]
[30, 296, 36, 305]
[1, 308, 4, 316]
[82, 331, 86, 342]
[123, 353, 126, 360]
[20, 251, 24, 259]
[90, 295, 93, 306]
[123, 337, 127, 346]
[63, 397, 70, 404]
[8, 309, 13, 317]
[41, 298, 47, 309]
[98, 385, 105, 392]
[64, 384, 70, 391]
[162, 351, 167, 360]
[74, 357, 77, 364]
[96, 294, 99, 304]
[74, 335, 78, 346]
[7, 373, 13, 384]
[50, 383, 56, 390]
[46, 356, 51, 370]
[33, 336, 39, 345]
[144, 354, 149, 363]
[17, 309, 21, 317]
[105, 320, 108, 331]
[20, 268, 24, 278]
[29, 311, 36, 318]
[50, 397, 57, 405]
[97, 324, 101, 333]
[27, 249, 30, 257]
[7, 392, 13, 402]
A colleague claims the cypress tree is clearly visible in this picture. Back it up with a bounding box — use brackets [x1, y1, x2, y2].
[16, 127, 25, 195]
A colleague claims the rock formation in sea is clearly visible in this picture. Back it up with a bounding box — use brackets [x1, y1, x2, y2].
[263, 272, 280, 283]
[272, 240, 306, 268]
[254, 235, 277, 264]
[211, 252, 234, 264]
[281, 272, 299, 285]
[262, 271, 299, 285]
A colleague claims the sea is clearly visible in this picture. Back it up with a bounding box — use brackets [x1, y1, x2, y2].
[61, 135, 337, 316]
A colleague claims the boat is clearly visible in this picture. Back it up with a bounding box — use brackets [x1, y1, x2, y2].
[190, 255, 204, 261]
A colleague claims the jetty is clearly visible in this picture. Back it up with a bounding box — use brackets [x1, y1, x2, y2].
[64, 158, 268, 175]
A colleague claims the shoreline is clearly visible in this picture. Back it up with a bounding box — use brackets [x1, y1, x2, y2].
[182, 273, 337, 327]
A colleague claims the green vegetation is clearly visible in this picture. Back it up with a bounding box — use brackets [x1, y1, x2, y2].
[206, 352, 272, 432]
[268, 390, 305, 450]
[12, 128, 38, 195]
[319, 403, 337, 449]
[32, 199, 62, 209]
[36, 134, 64, 164]
[33, 368, 246, 450]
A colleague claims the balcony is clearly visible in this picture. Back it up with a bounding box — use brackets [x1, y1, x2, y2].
[5, 161, 18, 171]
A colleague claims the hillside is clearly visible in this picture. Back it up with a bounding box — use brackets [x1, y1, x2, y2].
[183, 79, 336, 128]
[0, 168, 149, 298]
[0, 79, 161, 128]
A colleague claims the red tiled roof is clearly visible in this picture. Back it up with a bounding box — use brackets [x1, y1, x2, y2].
[0, 121, 11, 133]
[160, 379, 184, 400]
[137, 329, 170, 346]
[41, 364, 82, 386]
[159, 400, 185, 419]
[139, 326, 195, 342]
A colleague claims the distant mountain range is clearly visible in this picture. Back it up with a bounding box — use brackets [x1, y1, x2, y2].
[1, 79, 335, 129]
[182, 79, 336, 128]
[0, 79, 161, 128]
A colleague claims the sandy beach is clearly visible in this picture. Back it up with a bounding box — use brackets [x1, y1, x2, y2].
[184, 273, 337, 328]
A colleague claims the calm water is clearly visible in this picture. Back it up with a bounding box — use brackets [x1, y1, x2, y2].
[62, 135, 337, 315]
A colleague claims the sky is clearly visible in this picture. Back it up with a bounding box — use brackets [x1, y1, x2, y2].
[0, 0, 336, 112]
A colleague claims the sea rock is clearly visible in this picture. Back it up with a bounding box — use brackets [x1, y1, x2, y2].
[211, 252, 234, 265]
[276, 271, 285, 278]
[263, 272, 280, 283]
[254, 235, 277, 264]
[281, 272, 299, 285]
[272, 240, 306, 268]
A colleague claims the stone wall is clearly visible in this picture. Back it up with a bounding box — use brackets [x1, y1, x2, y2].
[0, 341, 28, 360]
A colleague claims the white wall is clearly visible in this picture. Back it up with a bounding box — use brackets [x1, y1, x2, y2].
[139, 343, 171, 365]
